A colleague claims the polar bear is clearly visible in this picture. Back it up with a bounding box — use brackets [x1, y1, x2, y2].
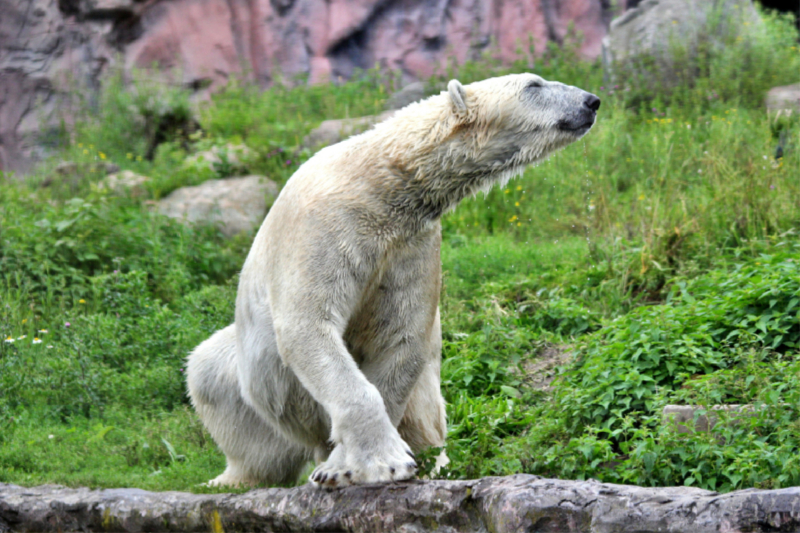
[187, 73, 599, 488]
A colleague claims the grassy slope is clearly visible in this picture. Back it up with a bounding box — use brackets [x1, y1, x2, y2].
[1, 9, 800, 492]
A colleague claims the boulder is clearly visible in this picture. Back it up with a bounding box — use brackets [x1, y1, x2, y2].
[663, 404, 760, 435]
[183, 143, 253, 174]
[40, 160, 120, 190]
[100, 170, 151, 197]
[158, 175, 279, 237]
[3, 475, 800, 532]
[51, 160, 120, 177]
[385, 82, 428, 111]
[602, 0, 760, 82]
[766, 83, 800, 113]
[302, 111, 395, 150]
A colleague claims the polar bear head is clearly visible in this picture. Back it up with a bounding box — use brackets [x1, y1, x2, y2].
[377, 73, 599, 209]
[441, 73, 599, 180]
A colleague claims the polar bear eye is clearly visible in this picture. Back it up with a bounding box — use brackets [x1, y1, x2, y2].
[526, 81, 543, 89]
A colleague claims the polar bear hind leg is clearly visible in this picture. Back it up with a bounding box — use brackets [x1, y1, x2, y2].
[186, 324, 312, 487]
[398, 309, 446, 451]
[398, 310, 449, 472]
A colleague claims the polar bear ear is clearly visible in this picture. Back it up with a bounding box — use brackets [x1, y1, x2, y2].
[448, 79, 468, 116]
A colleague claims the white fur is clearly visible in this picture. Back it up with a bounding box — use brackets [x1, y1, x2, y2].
[186, 73, 598, 488]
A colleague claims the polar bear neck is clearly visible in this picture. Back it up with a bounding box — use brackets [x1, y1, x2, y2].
[351, 96, 547, 228]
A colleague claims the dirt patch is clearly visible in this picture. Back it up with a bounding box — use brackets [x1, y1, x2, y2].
[523, 344, 573, 391]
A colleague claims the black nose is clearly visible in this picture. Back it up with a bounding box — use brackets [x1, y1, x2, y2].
[584, 94, 601, 112]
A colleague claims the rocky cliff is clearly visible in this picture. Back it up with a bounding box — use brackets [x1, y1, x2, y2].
[0, 0, 626, 174]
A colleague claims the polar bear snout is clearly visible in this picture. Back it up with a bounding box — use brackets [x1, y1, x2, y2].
[557, 92, 600, 135]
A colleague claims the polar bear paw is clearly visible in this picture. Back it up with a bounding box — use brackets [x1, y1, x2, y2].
[310, 440, 417, 488]
[204, 465, 254, 488]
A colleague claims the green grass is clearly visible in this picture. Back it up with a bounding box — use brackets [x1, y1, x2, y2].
[2, 7, 800, 492]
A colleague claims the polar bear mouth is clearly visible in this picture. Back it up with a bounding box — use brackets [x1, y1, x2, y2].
[557, 116, 596, 133]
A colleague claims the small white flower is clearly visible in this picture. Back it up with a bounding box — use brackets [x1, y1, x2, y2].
[32, 338, 42, 344]
[47, 345, 54, 349]
[48, 435, 54, 439]
[39, 329, 48, 334]
[4, 337, 13, 343]
[17, 335, 26, 340]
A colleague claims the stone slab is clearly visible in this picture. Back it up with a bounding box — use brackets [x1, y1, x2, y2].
[3, 475, 800, 532]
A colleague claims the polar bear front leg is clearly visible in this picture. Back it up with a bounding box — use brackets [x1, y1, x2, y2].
[275, 318, 417, 487]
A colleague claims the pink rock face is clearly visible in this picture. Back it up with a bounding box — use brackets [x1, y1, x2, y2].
[125, 0, 242, 88]
[0, 0, 626, 173]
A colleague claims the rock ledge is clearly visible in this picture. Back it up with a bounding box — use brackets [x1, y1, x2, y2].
[2, 475, 800, 532]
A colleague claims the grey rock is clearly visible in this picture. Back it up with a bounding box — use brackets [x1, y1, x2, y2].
[663, 403, 763, 435]
[158, 175, 279, 237]
[3, 475, 800, 532]
[766, 83, 800, 113]
[385, 82, 428, 111]
[75, 0, 136, 16]
[602, 0, 760, 83]
[100, 170, 151, 197]
[0, 0, 117, 175]
[183, 143, 254, 174]
[40, 160, 120, 189]
[52, 160, 120, 176]
[301, 111, 396, 150]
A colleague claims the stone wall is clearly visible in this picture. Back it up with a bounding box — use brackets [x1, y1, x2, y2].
[3, 475, 800, 532]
